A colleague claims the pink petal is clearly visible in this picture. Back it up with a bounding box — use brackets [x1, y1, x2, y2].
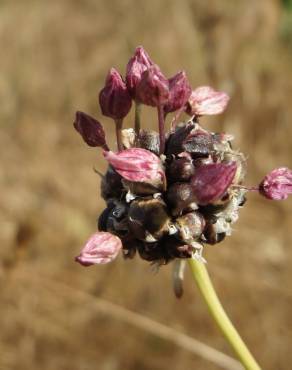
[75, 231, 122, 266]
[259, 167, 292, 200]
[186, 86, 230, 116]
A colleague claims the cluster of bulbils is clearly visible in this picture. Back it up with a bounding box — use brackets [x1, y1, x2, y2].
[74, 46, 292, 282]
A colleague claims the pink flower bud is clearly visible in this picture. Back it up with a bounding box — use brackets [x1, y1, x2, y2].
[75, 231, 122, 266]
[259, 167, 292, 200]
[99, 68, 132, 120]
[186, 86, 230, 116]
[191, 162, 237, 205]
[136, 65, 169, 107]
[126, 46, 154, 98]
[164, 71, 192, 114]
[103, 148, 165, 187]
[73, 111, 107, 147]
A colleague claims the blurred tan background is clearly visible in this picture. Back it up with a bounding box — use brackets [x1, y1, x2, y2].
[1, 0, 292, 369]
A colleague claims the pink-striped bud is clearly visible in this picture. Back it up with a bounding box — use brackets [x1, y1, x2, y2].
[191, 162, 237, 205]
[259, 167, 292, 200]
[136, 65, 169, 107]
[75, 231, 122, 266]
[103, 148, 165, 188]
[99, 68, 132, 120]
[186, 86, 229, 116]
[164, 71, 192, 114]
[126, 46, 154, 98]
[73, 111, 107, 147]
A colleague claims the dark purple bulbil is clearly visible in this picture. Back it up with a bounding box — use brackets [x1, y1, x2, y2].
[74, 111, 107, 148]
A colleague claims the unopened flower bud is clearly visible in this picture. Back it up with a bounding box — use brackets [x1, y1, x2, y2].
[191, 162, 237, 205]
[128, 198, 170, 242]
[126, 46, 154, 98]
[167, 157, 195, 182]
[164, 71, 192, 114]
[136, 65, 169, 107]
[75, 231, 122, 266]
[186, 86, 229, 116]
[103, 148, 165, 190]
[259, 167, 292, 200]
[99, 68, 132, 120]
[74, 111, 107, 147]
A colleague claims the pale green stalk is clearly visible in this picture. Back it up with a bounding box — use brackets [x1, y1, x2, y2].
[188, 259, 261, 370]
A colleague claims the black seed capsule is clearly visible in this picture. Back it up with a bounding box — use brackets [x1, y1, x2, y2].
[167, 183, 198, 216]
[167, 157, 195, 182]
[128, 198, 170, 242]
[203, 221, 226, 245]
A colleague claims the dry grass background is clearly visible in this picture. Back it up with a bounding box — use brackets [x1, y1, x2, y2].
[1, 0, 292, 369]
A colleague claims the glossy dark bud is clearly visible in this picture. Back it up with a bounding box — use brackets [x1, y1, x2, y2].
[99, 68, 132, 120]
[203, 221, 226, 245]
[101, 166, 124, 201]
[165, 122, 195, 156]
[128, 198, 170, 242]
[137, 129, 160, 155]
[164, 71, 192, 114]
[159, 236, 193, 259]
[167, 183, 198, 216]
[167, 157, 195, 182]
[74, 111, 107, 147]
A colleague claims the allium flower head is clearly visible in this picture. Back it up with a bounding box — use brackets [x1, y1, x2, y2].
[259, 167, 292, 200]
[75, 231, 122, 266]
[99, 68, 132, 120]
[74, 45, 292, 277]
[126, 46, 154, 98]
[186, 86, 230, 116]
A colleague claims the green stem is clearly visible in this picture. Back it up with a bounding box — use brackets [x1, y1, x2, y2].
[134, 102, 141, 136]
[188, 259, 261, 370]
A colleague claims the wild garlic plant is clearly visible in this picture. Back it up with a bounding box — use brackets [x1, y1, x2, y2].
[73, 46, 292, 370]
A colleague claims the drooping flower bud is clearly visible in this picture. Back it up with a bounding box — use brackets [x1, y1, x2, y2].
[136, 65, 169, 107]
[99, 68, 132, 120]
[103, 148, 165, 189]
[186, 86, 229, 116]
[73, 111, 107, 148]
[75, 231, 122, 266]
[126, 46, 154, 98]
[191, 162, 237, 205]
[259, 167, 292, 200]
[164, 71, 192, 114]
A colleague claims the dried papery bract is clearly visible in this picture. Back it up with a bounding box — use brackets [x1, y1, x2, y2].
[186, 86, 230, 116]
[75, 231, 122, 266]
[259, 167, 292, 200]
[74, 111, 108, 150]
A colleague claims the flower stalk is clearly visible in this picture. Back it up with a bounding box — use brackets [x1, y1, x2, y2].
[157, 104, 165, 154]
[115, 118, 123, 151]
[188, 258, 261, 370]
[134, 101, 141, 136]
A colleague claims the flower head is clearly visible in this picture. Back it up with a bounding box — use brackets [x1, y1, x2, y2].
[259, 167, 292, 200]
[126, 46, 154, 98]
[164, 71, 192, 114]
[99, 68, 132, 120]
[186, 86, 229, 116]
[73, 111, 107, 147]
[136, 65, 169, 107]
[75, 231, 122, 266]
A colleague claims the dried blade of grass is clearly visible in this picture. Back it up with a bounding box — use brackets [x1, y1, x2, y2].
[15, 270, 243, 370]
